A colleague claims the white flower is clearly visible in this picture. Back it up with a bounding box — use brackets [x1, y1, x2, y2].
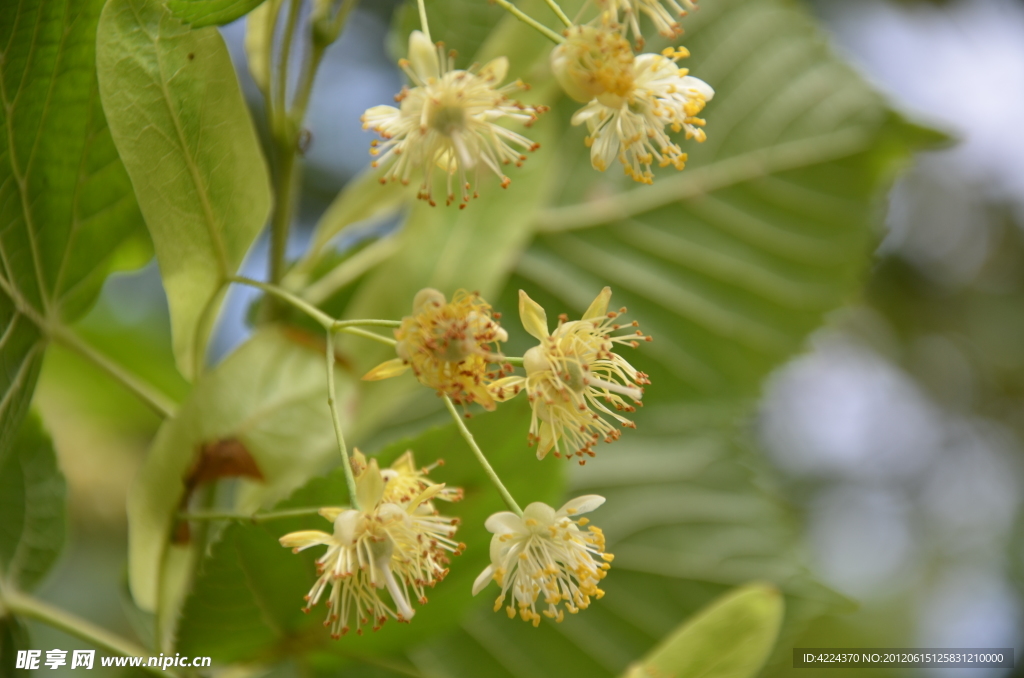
[573, 48, 714, 183]
[491, 288, 649, 463]
[362, 31, 545, 207]
[472, 496, 612, 626]
[280, 458, 463, 637]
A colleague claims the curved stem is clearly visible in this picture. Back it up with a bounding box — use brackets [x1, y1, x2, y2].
[0, 588, 180, 678]
[416, 0, 431, 41]
[326, 329, 360, 508]
[491, 0, 565, 43]
[49, 325, 177, 419]
[542, 0, 573, 27]
[442, 395, 522, 516]
[178, 507, 323, 524]
[231, 276, 335, 328]
[335, 325, 398, 346]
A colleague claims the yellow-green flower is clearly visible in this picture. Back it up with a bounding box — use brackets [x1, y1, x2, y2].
[362, 30, 545, 207]
[280, 457, 463, 637]
[364, 288, 508, 411]
[491, 288, 649, 463]
[472, 496, 612, 625]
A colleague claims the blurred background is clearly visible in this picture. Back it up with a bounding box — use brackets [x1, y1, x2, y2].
[27, 0, 1024, 675]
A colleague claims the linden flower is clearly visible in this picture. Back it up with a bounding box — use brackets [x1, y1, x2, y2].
[472, 496, 612, 626]
[491, 288, 650, 463]
[279, 458, 463, 637]
[353, 448, 464, 507]
[361, 30, 545, 207]
[364, 288, 508, 411]
[572, 46, 714, 183]
[597, 0, 698, 45]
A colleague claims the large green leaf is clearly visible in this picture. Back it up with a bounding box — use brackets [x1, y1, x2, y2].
[168, 0, 268, 27]
[176, 398, 564, 663]
[0, 414, 66, 592]
[127, 329, 348, 612]
[623, 583, 783, 678]
[97, 0, 272, 379]
[0, 0, 145, 455]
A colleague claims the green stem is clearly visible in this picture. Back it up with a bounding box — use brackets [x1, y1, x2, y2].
[0, 588, 180, 678]
[231, 276, 335, 328]
[336, 325, 397, 346]
[416, 0, 431, 41]
[178, 507, 324, 524]
[49, 325, 177, 419]
[542, 0, 573, 27]
[442, 395, 522, 516]
[501, 356, 524, 365]
[326, 329, 360, 508]
[491, 0, 565, 43]
[229, 277, 399, 347]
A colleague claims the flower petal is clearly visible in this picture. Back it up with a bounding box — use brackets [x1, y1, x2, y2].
[583, 287, 612, 320]
[490, 375, 527, 402]
[362, 358, 409, 381]
[279, 530, 332, 550]
[357, 460, 385, 509]
[485, 511, 525, 535]
[479, 56, 509, 84]
[318, 506, 346, 522]
[407, 30, 439, 82]
[472, 564, 496, 596]
[518, 289, 549, 340]
[557, 494, 606, 517]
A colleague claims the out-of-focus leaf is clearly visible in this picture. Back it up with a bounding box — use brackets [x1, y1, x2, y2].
[298, 168, 413, 281]
[97, 0, 272, 379]
[168, 0, 268, 27]
[0, 615, 31, 676]
[176, 399, 564, 663]
[127, 329, 349, 611]
[0, 0, 145, 455]
[623, 584, 783, 678]
[0, 414, 66, 591]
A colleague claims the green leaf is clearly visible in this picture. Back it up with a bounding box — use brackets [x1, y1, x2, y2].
[97, 0, 272, 379]
[0, 0, 146, 454]
[127, 328, 346, 612]
[623, 584, 783, 678]
[0, 615, 31, 676]
[176, 398, 565, 663]
[168, 0, 268, 27]
[0, 414, 67, 591]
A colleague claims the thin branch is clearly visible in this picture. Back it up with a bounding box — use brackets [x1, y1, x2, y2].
[326, 329, 359, 507]
[492, 0, 565, 43]
[442, 395, 522, 516]
[0, 588, 180, 678]
[177, 507, 324, 524]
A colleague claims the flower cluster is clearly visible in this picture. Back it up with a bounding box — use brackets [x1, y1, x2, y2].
[279, 452, 463, 637]
[492, 288, 650, 463]
[552, 26, 713, 183]
[363, 288, 510, 411]
[362, 31, 545, 207]
[473, 496, 613, 625]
